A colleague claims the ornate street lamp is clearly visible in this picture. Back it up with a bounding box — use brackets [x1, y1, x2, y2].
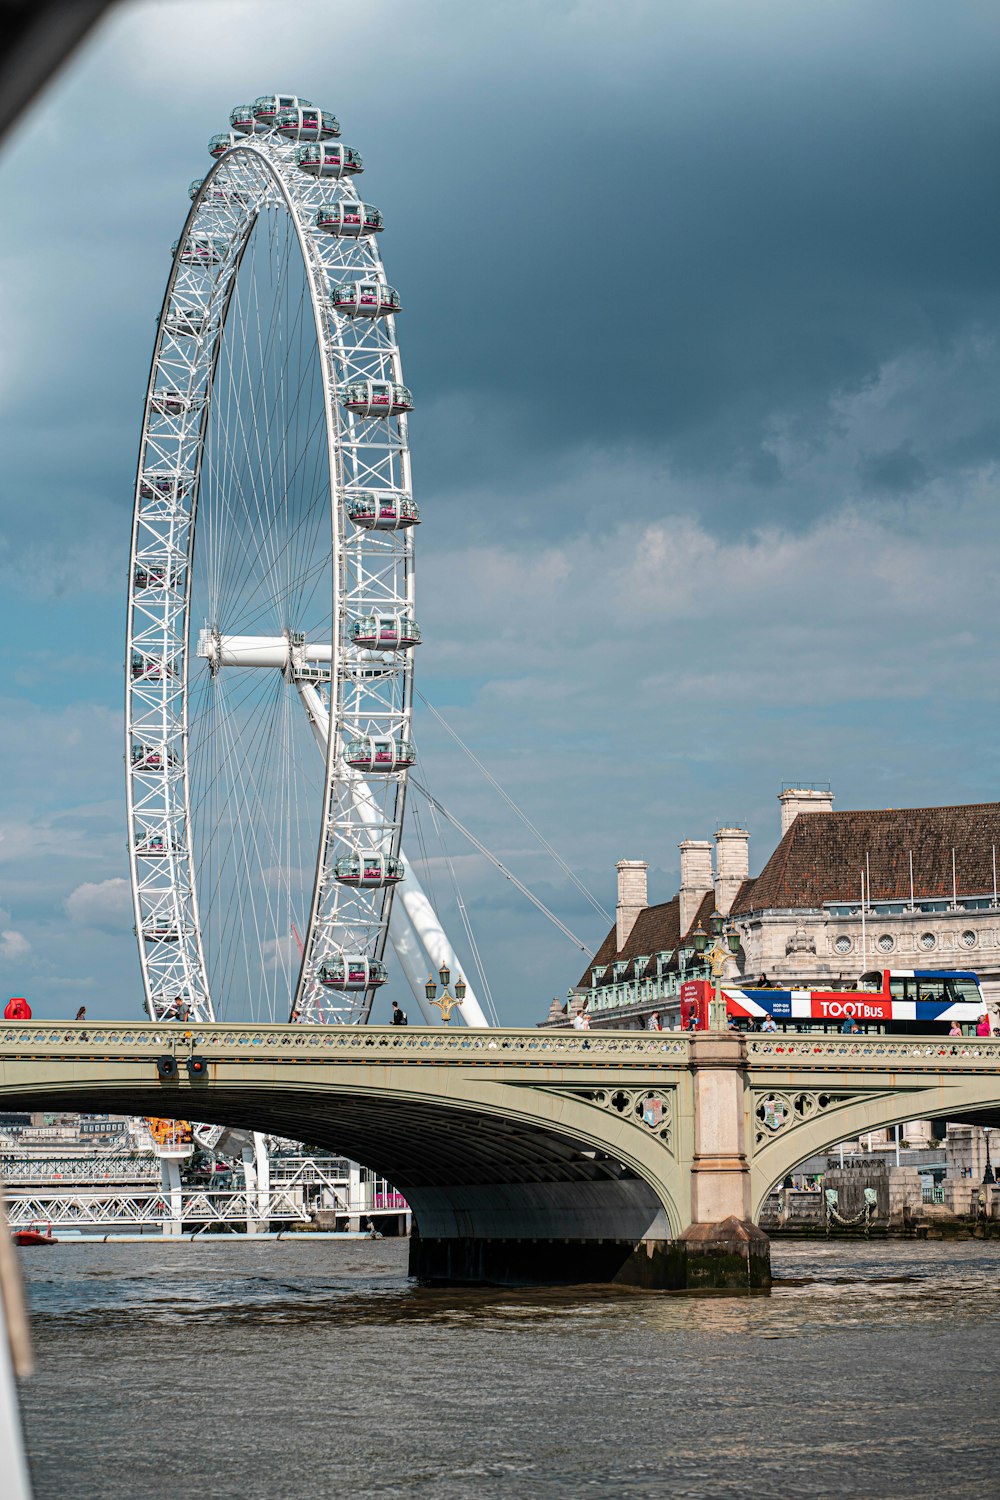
[983, 1127, 995, 1186]
[692, 911, 741, 1030]
[424, 967, 466, 1025]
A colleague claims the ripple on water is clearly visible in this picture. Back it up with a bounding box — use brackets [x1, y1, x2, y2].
[15, 1237, 1000, 1500]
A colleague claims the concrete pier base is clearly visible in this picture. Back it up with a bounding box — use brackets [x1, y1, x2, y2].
[677, 1216, 771, 1292]
[409, 1221, 770, 1292]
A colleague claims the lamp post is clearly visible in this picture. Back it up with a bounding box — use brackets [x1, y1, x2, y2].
[691, 910, 741, 1031]
[983, 1127, 995, 1186]
[424, 966, 466, 1025]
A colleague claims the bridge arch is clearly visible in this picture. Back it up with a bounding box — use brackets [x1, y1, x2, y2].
[749, 1076, 1000, 1219]
[0, 1030, 688, 1281]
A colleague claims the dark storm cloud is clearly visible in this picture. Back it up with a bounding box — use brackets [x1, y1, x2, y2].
[355, 3, 1000, 513]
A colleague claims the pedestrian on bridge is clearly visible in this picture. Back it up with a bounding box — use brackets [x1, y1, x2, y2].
[75, 1007, 86, 1021]
[647, 1011, 662, 1032]
[391, 1002, 408, 1026]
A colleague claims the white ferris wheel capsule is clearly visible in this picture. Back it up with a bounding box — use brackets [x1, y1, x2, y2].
[126, 93, 421, 1026]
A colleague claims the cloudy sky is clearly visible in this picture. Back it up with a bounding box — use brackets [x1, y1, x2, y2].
[1, 0, 1000, 1026]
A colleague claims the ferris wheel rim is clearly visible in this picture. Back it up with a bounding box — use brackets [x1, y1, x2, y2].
[126, 117, 416, 1026]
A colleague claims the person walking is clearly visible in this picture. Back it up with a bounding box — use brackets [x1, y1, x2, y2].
[647, 1010, 662, 1032]
[572, 999, 591, 1030]
[761, 1015, 777, 1033]
[976, 1014, 991, 1037]
[3, 997, 31, 1020]
[948, 1020, 962, 1037]
[841, 1013, 859, 1034]
[390, 1001, 408, 1026]
[75, 1007, 87, 1022]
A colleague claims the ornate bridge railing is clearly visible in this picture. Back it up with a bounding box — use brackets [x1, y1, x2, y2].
[746, 1035, 1000, 1070]
[2, 1024, 999, 1080]
[1, 1024, 999, 1070]
[0, 1023, 691, 1063]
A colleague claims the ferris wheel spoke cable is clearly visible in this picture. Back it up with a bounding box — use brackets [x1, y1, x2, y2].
[205, 676, 284, 1016]
[229, 683, 302, 1021]
[198, 675, 292, 998]
[415, 691, 611, 923]
[423, 794, 501, 1027]
[188, 669, 291, 818]
[216, 443, 329, 632]
[211, 276, 282, 609]
[408, 779, 591, 953]
[233, 354, 329, 629]
[206, 325, 333, 650]
[207, 706, 258, 1020]
[213, 318, 306, 623]
[409, 797, 441, 916]
[212, 241, 312, 622]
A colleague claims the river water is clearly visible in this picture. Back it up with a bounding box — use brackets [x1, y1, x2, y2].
[13, 1237, 1000, 1499]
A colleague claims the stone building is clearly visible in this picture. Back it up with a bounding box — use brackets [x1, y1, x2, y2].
[543, 786, 1000, 1028]
[731, 790, 1000, 1010]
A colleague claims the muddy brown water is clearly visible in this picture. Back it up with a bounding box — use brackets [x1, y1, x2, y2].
[15, 1237, 1000, 1499]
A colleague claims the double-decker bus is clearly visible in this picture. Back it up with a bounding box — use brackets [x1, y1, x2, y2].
[679, 969, 989, 1035]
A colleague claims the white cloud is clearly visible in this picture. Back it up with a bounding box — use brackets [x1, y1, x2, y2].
[0, 928, 30, 961]
[65, 877, 133, 933]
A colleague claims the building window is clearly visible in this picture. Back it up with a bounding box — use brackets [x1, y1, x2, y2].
[920, 932, 936, 951]
[877, 934, 894, 953]
[834, 934, 851, 954]
[962, 930, 977, 948]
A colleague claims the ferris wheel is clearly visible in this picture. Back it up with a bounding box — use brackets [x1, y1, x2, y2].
[126, 93, 487, 1027]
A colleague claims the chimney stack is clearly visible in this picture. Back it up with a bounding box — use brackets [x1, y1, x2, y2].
[679, 839, 713, 935]
[615, 860, 648, 951]
[779, 785, 835, 837]
[715, 827, 749, 915]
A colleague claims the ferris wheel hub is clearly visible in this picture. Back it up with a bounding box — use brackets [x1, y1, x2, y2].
[196, 629, 333, 675]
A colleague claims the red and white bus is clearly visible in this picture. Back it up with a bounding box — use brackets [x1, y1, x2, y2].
[679, 969, 989, 1034]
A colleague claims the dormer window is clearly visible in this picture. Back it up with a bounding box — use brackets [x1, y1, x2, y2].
[633, 955, 650, 976]
[591, 966, 607, 987]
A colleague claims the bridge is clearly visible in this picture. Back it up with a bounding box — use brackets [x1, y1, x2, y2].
[2, 1021, 999, 1288]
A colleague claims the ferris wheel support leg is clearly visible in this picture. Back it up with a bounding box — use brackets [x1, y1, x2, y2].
[386, 900, 439, 1022]
[241, 1145, 261, 1234]
[295, 683, 488, 1025]
[350, 778, 490, 1027]
[295, 683, 435, 1021]
[394, 876, 489, 1028]
[253, 1133, 271, 1228]
[160, 1157, 183, 1238]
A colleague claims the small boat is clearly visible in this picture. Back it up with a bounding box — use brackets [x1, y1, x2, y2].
[12, 1224, 57, 1246]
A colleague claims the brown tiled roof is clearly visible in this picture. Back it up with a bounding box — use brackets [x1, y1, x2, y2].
[578, 889, 716, 988]
[731, 802, 1000, 915]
